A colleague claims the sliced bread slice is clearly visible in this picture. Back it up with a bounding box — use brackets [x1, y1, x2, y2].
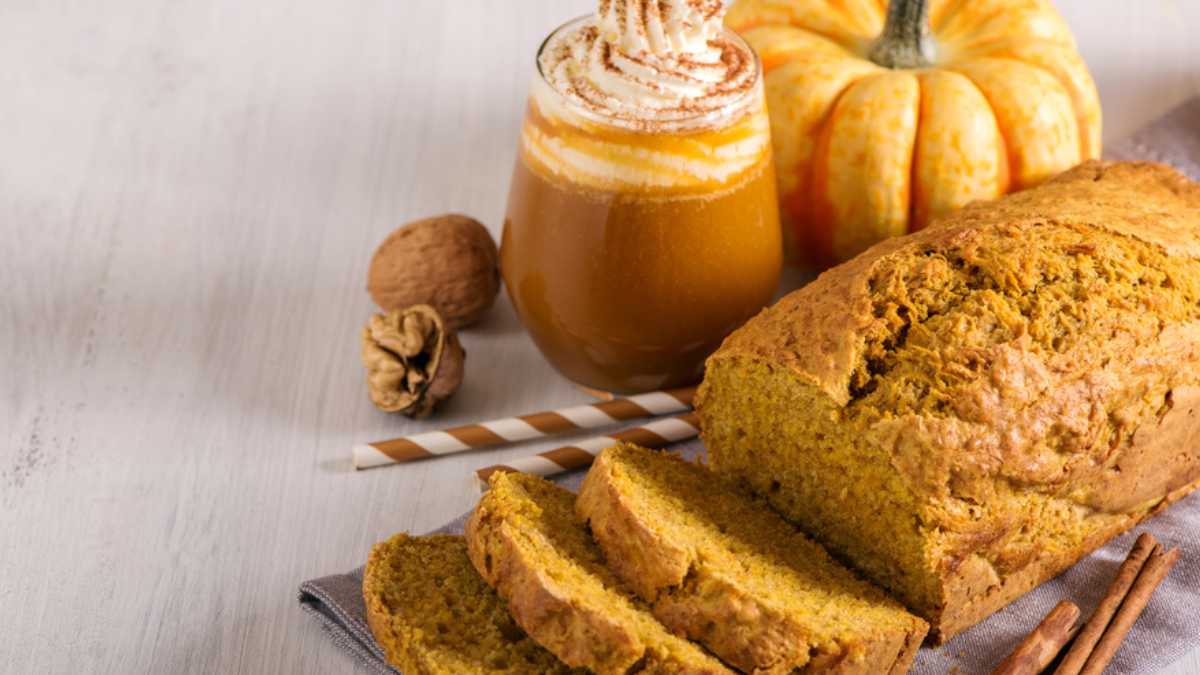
[577, 443, 928, 675]
[466, 471, 733, 675]
[363, 533, 578, 674]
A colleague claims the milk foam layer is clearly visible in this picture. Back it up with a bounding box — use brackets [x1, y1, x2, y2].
[538, 0, 759, 133]
[523, 77, 769, 191]
[524, 2, 769, 192]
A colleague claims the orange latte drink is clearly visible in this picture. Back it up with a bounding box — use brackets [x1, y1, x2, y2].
[502, 0, 781, 393]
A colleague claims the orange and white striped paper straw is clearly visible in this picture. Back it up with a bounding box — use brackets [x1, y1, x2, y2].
[473, 411, 700, 490]
[352, 387, 696, 470]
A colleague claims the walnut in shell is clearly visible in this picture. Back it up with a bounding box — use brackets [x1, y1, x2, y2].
[361, 305, 465, 417]
[367, 214, 499, 329]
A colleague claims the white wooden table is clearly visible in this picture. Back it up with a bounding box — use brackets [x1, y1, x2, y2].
[3, 1, 1198, 672]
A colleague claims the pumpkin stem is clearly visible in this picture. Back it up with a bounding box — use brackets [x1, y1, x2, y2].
[868, 0, 936, 69]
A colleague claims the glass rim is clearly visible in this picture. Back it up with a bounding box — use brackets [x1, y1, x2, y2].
[533, 13, 764, 130]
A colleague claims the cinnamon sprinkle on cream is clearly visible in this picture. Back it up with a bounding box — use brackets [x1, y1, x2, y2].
[538, 0, 757, 133]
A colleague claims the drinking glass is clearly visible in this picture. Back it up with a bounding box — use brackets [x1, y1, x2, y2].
[501, 17, 781, 393]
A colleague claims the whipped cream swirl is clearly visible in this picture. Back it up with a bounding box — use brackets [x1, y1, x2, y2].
[538, 0, 759, 132]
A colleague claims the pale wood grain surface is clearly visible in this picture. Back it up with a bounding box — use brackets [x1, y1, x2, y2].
[2, 1, 1198, 673]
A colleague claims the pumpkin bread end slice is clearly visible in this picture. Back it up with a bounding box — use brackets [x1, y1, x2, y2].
[362, 533, 578, 674]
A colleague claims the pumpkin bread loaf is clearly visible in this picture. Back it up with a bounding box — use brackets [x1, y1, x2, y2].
[466, 471, 733, 675]
[362, 533, 578, 674]
[577, 443, 928, 675]
[697, 161, 1200, 642]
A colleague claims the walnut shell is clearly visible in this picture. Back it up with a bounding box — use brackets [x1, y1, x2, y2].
[361, 305, 465, 417]
[368, 214, 500, 329]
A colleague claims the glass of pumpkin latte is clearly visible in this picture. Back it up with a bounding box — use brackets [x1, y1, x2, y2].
[502, 0, 782, 393]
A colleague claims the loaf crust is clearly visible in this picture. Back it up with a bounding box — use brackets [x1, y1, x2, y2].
[577, 444, 928, 674]
[466, 471, 733, 675]
[362, 533, 578, 674]
[698, 161, 1200, 642]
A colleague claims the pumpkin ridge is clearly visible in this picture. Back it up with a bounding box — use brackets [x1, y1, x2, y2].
[942, 4, 1075, 52]
[941, 3, 1018, 41]
[743, 25, 862, 70]
[970, 53, 1092, 163]
[910, 69, 1009, 230]
[800, 66, 887, 265]
[826, 0, 886, 43]
[905, 73, 923, 234]
[950, 35, 1068, 59]
[966, 43, 1100, 161]
[943, 64, 1017, 195]
[730, 8, 872, 55]
[824, 71, 920, 259]
[947, 57, 1080, 190]
[927, 0, 966, 34]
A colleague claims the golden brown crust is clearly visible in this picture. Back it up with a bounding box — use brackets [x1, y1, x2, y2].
[698, 161, 1200, 642]
[577, 451, 802, 674]
[466, 508, 644, 673]
[933, 474, 1200, 641]
[716, 161, 1200, 407]
[576, 453, 692, 600]
[466, 472, 734, 675]
[578, 445, 928, 674]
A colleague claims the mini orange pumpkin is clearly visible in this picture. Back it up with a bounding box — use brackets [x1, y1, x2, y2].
[727, 0, 1102, 267]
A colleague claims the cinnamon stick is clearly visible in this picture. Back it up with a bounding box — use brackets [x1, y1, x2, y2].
[1077, 545, 1181, 675]
[991, 600, 1081, 675]
[1054, 532, 1158, 675]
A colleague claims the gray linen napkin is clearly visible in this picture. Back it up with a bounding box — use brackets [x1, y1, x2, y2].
[300, 98, 1200, 675]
